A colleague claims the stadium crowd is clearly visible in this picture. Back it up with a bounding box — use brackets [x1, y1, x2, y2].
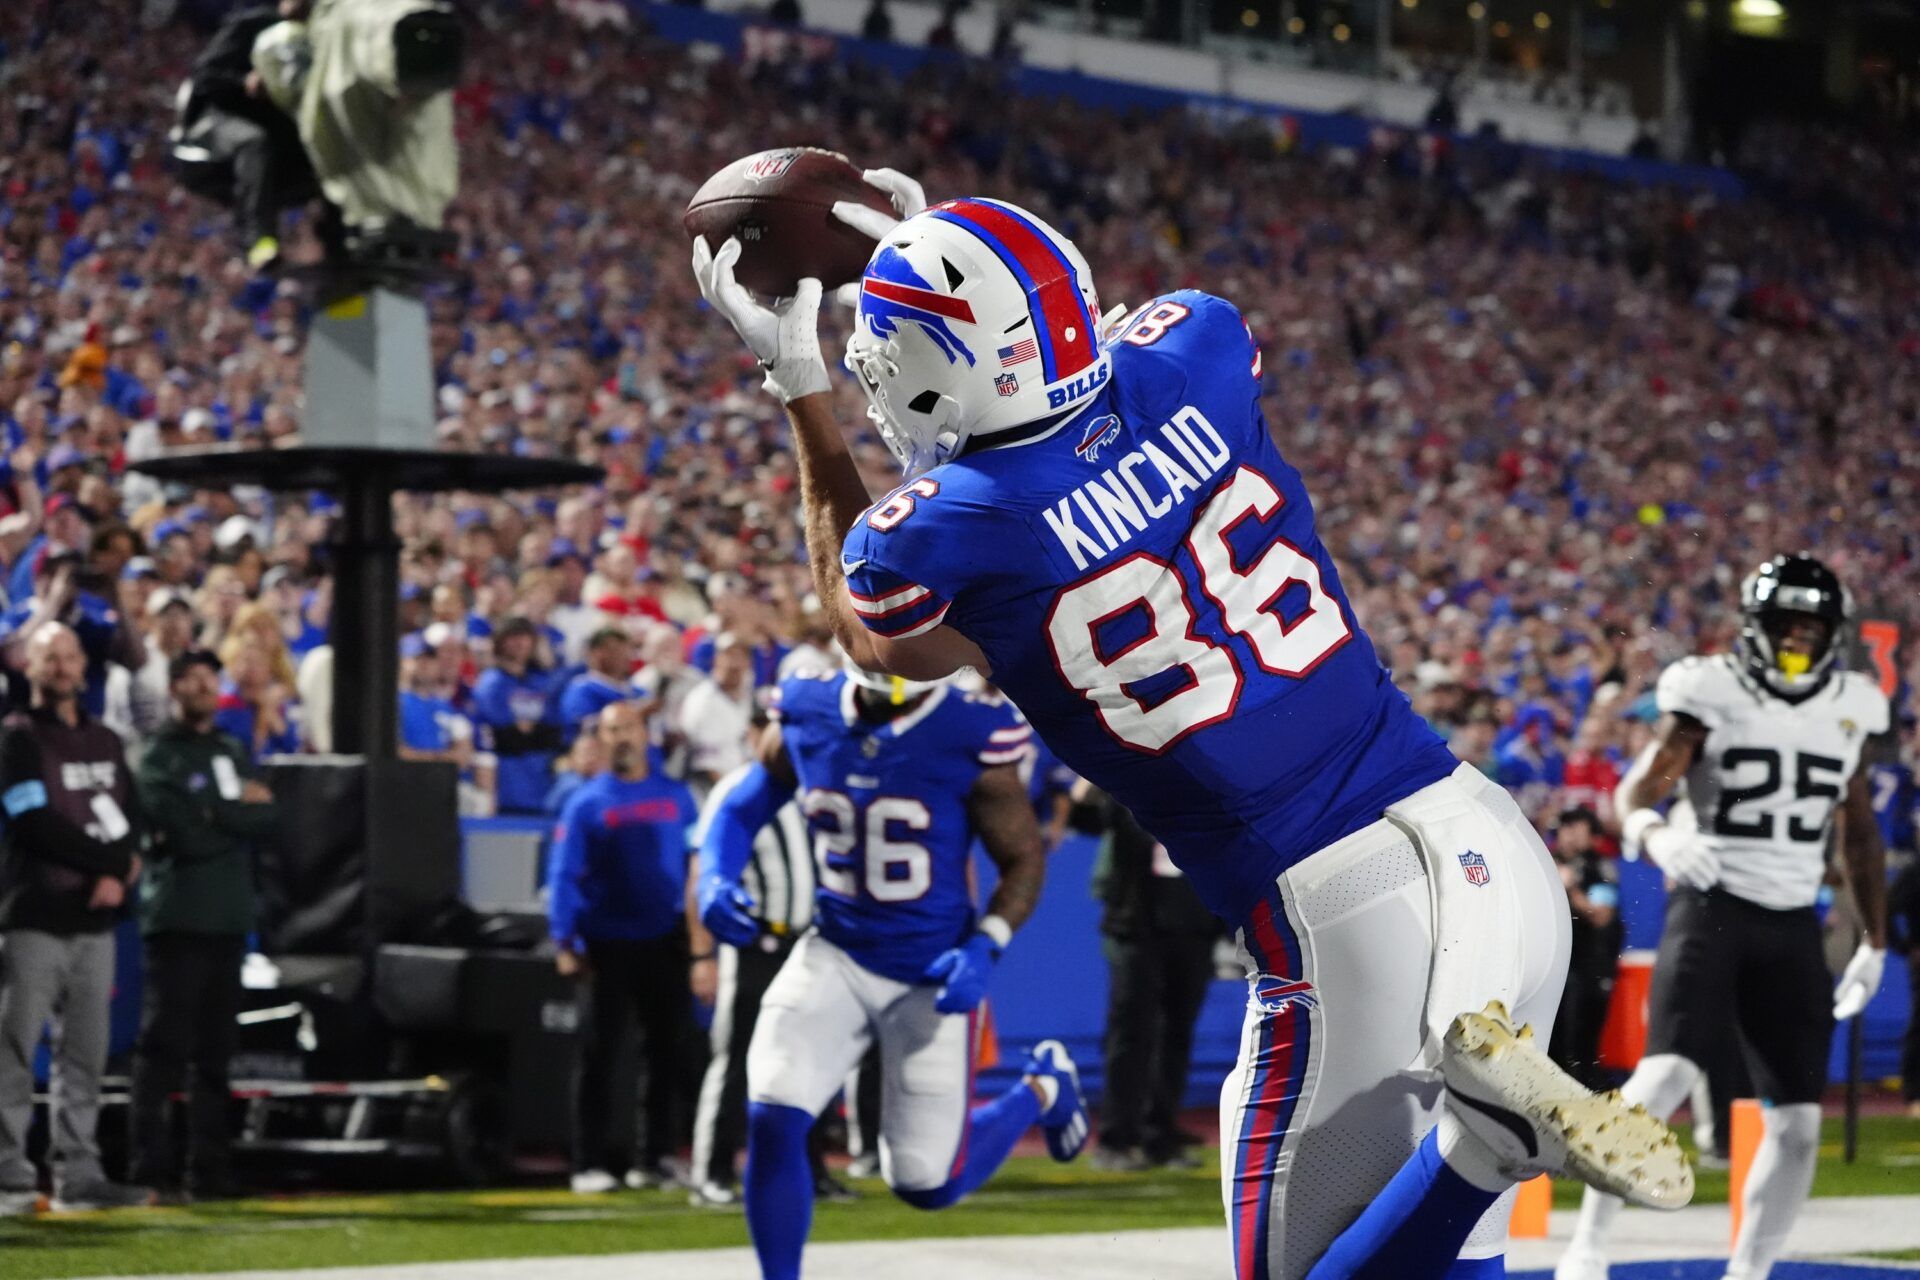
[3, 1, 1916, 806]
[0, 0, 1916, 1196]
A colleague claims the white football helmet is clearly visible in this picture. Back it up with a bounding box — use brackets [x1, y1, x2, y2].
[845, 198, 1109, 476]
[842, 651, 944, 707]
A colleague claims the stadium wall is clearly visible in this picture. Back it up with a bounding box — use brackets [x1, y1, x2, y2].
[631, 0, 1746, 199]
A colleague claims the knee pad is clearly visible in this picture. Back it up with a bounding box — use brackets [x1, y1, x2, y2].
[1620, 1053, 1699, 1119]
[882, 1142, 952, 1205]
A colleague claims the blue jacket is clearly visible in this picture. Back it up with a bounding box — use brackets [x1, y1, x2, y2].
[547, 770, 697, 946]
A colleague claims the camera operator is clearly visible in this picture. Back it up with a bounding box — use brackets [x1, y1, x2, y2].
[171, 1, 325, 271]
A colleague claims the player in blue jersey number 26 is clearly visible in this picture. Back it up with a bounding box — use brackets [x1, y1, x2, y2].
[692, 170, 1692, 1280]
[696, 661, 1089, 1280]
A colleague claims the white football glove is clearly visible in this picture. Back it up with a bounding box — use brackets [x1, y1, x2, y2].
[830, 168, 928, 307]
[1832, 943, 1886, 1020]
[690, 235, 829, 404]
[1642, 823, 1720, 892]
[830, 167, 928, 240]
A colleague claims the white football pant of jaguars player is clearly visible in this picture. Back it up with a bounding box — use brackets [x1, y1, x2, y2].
[1557, 557, 1889, 1280]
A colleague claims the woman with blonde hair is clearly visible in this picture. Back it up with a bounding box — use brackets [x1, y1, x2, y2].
[194, 565, 249, 651]
[215, 631, 301, 761]
[223, 601, 299, 689]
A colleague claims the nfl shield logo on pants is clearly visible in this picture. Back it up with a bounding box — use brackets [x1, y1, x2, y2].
[994, 372, 1019, 397]
[1458, 850, 1490, 886]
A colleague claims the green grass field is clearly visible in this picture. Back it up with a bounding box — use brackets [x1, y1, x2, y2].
[4, 1117, 1916, 1278]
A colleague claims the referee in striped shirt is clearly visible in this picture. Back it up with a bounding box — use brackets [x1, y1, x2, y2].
[687, 709, 835, 1207]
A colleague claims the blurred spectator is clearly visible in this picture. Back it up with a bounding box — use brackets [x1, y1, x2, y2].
[296, 646, 334, 753]
[128, 650, 278, 1200]
[130, 591, 199, 742]
[3, 549, 144, 721]
[560, 627, 638, 741]
[545, 729, 608, 816]
[0, 625, 150, 1212]
[399, 636, 495, 814]
[676, 633, 755, 792]
[547, 701, 700, 1194]
[472, 618, 562, 814]
[1073, 782, 1220, 1172]
[1546, 807, 1622, 1090]
[213, 633, 300, 761]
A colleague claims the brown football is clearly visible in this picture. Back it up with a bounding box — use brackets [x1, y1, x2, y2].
[683, 147, 897, 297]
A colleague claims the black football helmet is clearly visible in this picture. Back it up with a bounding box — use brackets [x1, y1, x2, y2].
[1735, 554, 1851, 700]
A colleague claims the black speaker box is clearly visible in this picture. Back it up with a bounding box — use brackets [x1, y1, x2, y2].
[259, 757, 462, 954]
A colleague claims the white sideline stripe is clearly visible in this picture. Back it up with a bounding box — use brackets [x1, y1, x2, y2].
[82, 1194, 1920, 1280]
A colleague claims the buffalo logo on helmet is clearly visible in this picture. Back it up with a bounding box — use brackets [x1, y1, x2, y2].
[858, 249, 978, 368]
[1458, 850, 1491, 887]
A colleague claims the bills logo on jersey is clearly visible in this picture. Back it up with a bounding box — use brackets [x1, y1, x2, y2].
[1074, 414, 1121, 462]
[1252, 975, 1319, 1014]
[745, 149, 803, 181]
[995, 373, 1019, 397]
[1458, 850, 1491, 887]
[860, 249, 978, 367]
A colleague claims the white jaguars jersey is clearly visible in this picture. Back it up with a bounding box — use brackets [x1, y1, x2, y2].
[1656, 654, 1889, 910]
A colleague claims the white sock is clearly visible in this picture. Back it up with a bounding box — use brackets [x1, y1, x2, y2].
[1565, 1054, 1699, 1258]
[1435, 1107, 1514, 1193]
[1027, 1074, 1059, 1114]
[1724, 1103, 1820, 1280]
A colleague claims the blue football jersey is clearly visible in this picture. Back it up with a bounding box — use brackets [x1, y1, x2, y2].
[773, 670, 1031, 983]
[841, 291, 1457, 927]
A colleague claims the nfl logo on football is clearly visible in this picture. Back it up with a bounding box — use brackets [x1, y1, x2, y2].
[1458, 850, 1490, 887]
[746, 149, 801, 182]
[994, 372, 1019, 397]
